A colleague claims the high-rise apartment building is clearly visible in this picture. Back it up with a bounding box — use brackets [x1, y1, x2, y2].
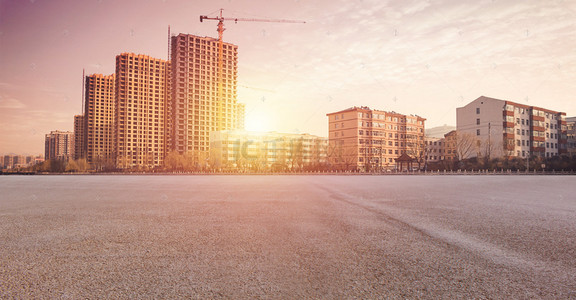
[73, 114, 85, 160]
[457, 96, 567, 159]
[327, 106, 426, 171]
[45, 130, 74, 161]
[84, 74, 116, 166]
[115, 53, 170, 169]
[170, 34, 243, 154]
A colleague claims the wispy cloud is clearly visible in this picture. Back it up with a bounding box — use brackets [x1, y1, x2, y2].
[0, 97, 26, 109]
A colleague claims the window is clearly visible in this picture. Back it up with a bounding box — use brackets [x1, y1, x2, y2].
[476, 108, 480, 114]
[477, 129, 480, 136]
[477, 118, 480, 125]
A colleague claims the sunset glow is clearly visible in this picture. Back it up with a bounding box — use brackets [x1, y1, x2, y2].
[1, 0, 575, 156]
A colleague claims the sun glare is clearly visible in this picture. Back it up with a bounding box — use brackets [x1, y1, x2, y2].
[245, 113, 273, 132]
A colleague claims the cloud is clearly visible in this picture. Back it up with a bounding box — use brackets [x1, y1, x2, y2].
[0, 97, 26, 109]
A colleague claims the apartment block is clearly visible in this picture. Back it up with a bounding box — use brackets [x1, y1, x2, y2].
[84, 74, 116, 165]
[45, 130, 74, 160]
[425, 136, 445, 163]
[326, 106, 426, 171]
[567, 117, 576, 157]
[210, 130, 327, 171]
[115, 53, 169, 169]
[170, 34, 243, 155]
[456, 96, 567, 159]
[73, 114, 85, 160]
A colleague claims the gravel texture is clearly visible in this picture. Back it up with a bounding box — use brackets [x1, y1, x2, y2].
[1, 175, 575, 299]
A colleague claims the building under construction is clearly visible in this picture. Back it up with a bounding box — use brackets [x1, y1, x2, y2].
[170, 34, 244, 155]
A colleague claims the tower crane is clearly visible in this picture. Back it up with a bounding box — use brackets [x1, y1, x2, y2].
[199, 9, 305, 130]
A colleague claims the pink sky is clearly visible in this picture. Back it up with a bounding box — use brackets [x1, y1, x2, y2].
[1, 0, 575, 155]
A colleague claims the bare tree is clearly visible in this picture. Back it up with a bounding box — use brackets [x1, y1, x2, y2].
[405, 134, 426, 170]
[454, 132, 478, 161]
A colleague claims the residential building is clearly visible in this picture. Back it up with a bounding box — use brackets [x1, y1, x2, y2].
[2, 155, 13, 169]
[170, 34, 244, 155]
[115, 53, 170, 169]
[1, 155, 40, 170]
[73, 114, 85, 160]
[443, 130, 458, 161]
[210, 130, 327, 171]
[83, 73, 116, 166]
[425, 136, 445, 163]
[45, 130, 74, 161]
[326, 106, 426, 171]
[567, 117, 576, 157]
[457, 96, 567, 159]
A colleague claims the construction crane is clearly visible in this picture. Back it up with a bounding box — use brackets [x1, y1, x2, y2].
[199, 9, 305, 130]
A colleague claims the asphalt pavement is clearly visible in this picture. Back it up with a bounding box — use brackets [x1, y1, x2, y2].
[1, 175, 574, 298]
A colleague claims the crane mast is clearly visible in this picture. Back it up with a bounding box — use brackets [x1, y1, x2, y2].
[199, 9, 305, 131]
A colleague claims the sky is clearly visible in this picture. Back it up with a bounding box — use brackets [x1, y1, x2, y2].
[1, 0, 575, 155]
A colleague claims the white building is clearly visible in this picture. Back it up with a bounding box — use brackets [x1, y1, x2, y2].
[457, 96, 567, 159]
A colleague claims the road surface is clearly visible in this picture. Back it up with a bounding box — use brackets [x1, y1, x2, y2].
[1, 175, 575, 298]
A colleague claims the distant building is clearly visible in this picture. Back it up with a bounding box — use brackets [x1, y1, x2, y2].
[84, 74, 116, 166]
[44, 131, 74, 161]
[210, 130, 328, 171]
[115, 53, 169, 169]
[73, 114, 85, 160]
[1, 155, 42, 170]
[567, 117, 576, 157]
[170, 34, 245, 155]
[443, 130, 458, 161]
[457, 96, 567, 159]
[2, 155, 13, 169]
[424, 136, 445, 163]
[326, 106, 426, 171]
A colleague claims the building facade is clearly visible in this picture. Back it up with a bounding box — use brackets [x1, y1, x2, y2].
[425, 136, 445, 163]
[45, 131, 74, 161]
[115, 53, 170, 169]
[457, 96, 567, 159]
[567, 117, 576, 157]
[170, 34, 244, 155]
[210, 130, 327, 171]
[326, 106, 426, 171]
[73, 114, 85, 160]
[84, 74, 116, 166]
[1, 155, 42, 170]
